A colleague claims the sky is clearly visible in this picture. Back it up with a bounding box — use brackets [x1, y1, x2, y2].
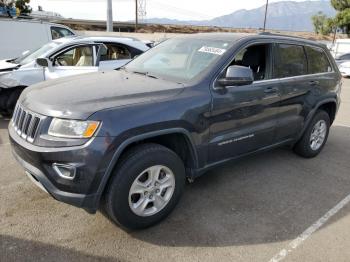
[29, 0, 320, 21]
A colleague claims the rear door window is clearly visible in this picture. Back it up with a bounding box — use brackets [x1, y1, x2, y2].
[99, 44, 132, 61]
[273, 44, 307, 78]
[305, 46, 332, 74]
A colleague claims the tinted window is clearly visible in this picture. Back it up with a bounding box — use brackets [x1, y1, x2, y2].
[274, 44, 307, 78]
[305, 46, 332, 74]
[51, 26, 74, 40]
[54, 45, 94, 67]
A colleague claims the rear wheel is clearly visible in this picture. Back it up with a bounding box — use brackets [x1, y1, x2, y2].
[294, 110, 330, 158]
[104, 143, 186, 229]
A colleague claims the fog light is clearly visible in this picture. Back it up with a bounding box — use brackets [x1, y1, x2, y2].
[52, 163, 76, 180]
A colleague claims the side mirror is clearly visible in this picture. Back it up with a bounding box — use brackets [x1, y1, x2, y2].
[218, 65, 254, 87]
[36, 58, 51, 68]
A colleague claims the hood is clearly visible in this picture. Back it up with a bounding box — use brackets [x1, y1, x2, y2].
[20, 70, 185, 119]
[0, 59, 19, 72]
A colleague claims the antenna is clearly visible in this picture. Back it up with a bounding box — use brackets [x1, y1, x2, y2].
[263, 0, 269, 32]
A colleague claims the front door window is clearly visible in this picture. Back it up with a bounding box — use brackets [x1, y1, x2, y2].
[54, 46, 94, 67]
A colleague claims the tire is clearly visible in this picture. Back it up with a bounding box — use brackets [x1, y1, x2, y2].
[0, 88, 23, 117]
[294, 110, 330, 158]
[104, 143, 186, 230]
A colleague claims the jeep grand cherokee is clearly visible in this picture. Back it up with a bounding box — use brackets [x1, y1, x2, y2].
[9, 33, 341, 229]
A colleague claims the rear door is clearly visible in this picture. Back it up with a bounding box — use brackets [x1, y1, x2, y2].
[273, 43, 333, 142]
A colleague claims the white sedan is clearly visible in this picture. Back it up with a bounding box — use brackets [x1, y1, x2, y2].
[0, 36, 149, 116]
[338, 61, 350, 77]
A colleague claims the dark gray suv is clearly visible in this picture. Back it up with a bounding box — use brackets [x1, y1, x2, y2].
[9, 33, 342, 229]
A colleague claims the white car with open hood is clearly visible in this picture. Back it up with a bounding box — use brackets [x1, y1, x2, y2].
[0, 36, 149, 116]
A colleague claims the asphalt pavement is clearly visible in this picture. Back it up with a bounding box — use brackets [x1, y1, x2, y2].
[1, 80, 350, 262]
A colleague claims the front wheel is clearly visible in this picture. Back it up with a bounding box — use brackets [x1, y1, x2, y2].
[0, 87, 24, 117]
[294, 110, 330, 158]
[104, 143, 186, 229]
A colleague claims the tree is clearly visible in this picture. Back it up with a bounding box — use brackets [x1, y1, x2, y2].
[331, 0, 350, 11]
[0, 0, 31, 15]
[323, 17, 336, 35]
[331, 0, 350, 34]
[15, 0, 31, 14]
[312, 12, 327, 34]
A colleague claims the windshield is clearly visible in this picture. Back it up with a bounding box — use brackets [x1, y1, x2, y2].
[125, 38, 232, 83]
[13, 41, 61, 65]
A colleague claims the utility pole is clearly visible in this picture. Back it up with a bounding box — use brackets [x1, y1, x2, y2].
[263, 0, 269, 32]
[332, 27, 337, 45]
[135, 0, 138, 32]
[107, 0, 113, 32]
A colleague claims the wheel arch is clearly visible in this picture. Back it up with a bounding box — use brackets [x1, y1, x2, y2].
[94, 128, 199, 207]
[318, 101, 337, 125]
[297, 98, 338, 141]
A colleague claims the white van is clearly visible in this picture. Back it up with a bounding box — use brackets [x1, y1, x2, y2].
[0, 19, 75, 59]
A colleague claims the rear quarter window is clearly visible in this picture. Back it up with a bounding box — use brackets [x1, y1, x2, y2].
[274, 44, 307, 78]
[305, 46, 332, 74]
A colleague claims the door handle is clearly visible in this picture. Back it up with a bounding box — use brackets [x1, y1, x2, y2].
[264, 87, 278, 94]
[309, 80, 319, 86]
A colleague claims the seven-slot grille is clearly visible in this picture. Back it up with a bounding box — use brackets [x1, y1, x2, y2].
[12, 104, 42, 143]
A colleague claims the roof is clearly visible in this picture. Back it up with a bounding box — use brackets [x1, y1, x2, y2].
[50, 35, 149, 52]
[180, 32, 325, 48]
[56, 35, 142, 44]
[0, 17, 69, 27]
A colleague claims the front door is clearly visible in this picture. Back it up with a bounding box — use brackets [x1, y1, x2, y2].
[45, 44, 98, 80]
[208, 43, 281, 163]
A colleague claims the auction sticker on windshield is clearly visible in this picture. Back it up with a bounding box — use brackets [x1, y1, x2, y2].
[198, 46, 226, 55]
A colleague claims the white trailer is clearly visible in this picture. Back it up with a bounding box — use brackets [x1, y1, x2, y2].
[0, 19, 75, 59]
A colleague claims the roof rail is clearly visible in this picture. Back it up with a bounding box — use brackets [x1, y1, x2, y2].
[258, 31, 308, 40]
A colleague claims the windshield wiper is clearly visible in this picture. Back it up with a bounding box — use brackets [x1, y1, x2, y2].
[132, 70, 159, 79]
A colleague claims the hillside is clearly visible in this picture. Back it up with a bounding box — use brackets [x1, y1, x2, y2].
[144, 0, 336, 32]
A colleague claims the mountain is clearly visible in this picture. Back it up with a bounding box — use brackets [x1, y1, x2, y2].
[144, 0, 336, 32]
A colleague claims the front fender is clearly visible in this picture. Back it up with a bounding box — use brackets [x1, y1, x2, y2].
[90, 128, 198, 210]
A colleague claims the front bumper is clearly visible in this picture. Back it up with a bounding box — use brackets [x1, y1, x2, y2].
[9, 124, 113, 213]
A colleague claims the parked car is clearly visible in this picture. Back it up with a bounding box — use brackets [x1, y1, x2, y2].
[338, 61, 350, 77]
[0, 18, 76, 60]
[0, 36, 149, 116]
[335, 52, 350, 66]
[9, 33, 341, 229]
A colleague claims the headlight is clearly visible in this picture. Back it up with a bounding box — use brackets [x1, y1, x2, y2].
[48, 118, 100, 138]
